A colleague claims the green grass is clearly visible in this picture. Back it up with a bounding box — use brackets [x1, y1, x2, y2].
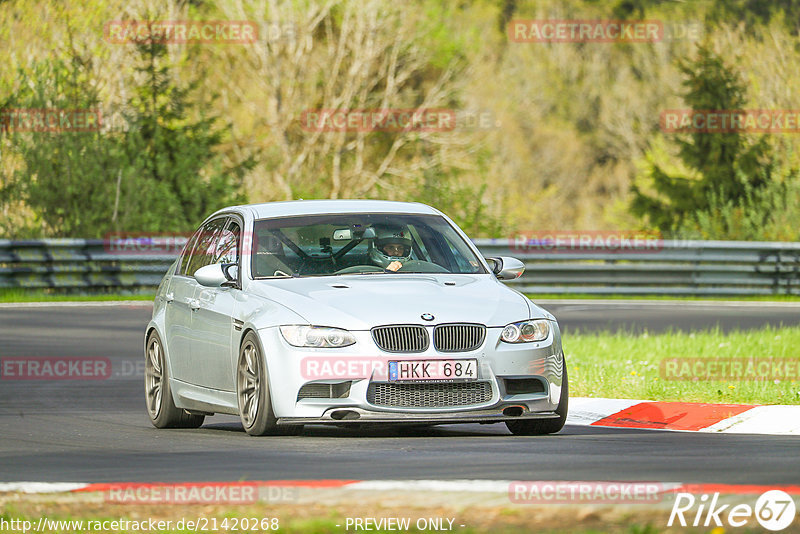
[566, 325, 800, 404]
[0, 288, 154, 303]
[527, 293, 800, 302]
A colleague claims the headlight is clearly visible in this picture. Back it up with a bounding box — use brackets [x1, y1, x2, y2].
[279, 325, 356, 348]
[500, 320, 550, 343]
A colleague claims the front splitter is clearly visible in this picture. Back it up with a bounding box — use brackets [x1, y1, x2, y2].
[277, 408, 560, 425]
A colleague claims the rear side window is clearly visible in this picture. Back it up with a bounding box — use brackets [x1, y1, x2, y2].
[178, 231, 201, 276]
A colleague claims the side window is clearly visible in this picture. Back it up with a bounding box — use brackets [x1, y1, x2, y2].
[185, 218, 227, 277]
[178, 229, 202, 276]
[214, 220, 240, 265]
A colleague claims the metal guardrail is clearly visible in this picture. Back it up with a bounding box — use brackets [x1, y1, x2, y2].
[1, 238, 799, 295]
[475, 238, 800, 296]
[0, 239, 176, 291]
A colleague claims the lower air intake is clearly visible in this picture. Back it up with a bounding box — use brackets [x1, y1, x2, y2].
[367, 381, 493, 408]
[297, 382, 351, 400]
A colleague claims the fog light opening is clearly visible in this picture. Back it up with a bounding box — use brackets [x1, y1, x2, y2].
[330, 410, 360, 420]
[503, 406, 525, 417]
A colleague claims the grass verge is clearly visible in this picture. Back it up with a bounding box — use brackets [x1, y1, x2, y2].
[0, 498, 692, 534]
[0, 289, 154, 303]
[567, 325, 800, 404]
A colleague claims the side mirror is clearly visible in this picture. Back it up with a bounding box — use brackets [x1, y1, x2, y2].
[195, 264, 229, 287]
[223, 264, 238, 284]
[486, 256, 525, 280]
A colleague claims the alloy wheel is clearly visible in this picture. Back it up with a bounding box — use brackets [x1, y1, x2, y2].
[145, 337, 163, 418]
[238, 340, 261, 429]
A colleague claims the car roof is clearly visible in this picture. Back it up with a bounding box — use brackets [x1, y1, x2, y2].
[216, 199, 441, 220]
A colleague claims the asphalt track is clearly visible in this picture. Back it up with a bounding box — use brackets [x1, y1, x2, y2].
[0, 301, 798, 484]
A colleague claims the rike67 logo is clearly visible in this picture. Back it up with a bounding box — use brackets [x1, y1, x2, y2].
[669, 490, 796, 531]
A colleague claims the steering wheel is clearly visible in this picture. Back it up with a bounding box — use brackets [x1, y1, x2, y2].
[396, 260, 450, 273]
[333, 265, 384, 274]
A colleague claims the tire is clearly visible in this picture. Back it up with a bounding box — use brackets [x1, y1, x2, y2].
[145, 330, 205, 429]
[237, 332, 303, 436]
[506, 357, 568, 436]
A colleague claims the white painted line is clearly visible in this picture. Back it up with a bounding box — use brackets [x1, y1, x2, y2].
[703, 405, 800, 435]
[348, 480, 511, 493]
[0, 482, 89, 493]
[348, 479, 687, 494]
[0, 301, 153, 308]
[534, 299, 800, 308]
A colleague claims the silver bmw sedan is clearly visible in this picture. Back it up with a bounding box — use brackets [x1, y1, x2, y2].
[144, 200, 567, 436]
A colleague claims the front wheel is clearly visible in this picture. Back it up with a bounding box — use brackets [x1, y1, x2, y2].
[237, 332, 303, 436]
[145, 330, 204, 429]
[506, 357, 568, 436]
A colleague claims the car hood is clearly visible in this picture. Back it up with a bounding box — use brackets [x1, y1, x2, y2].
[247, 274, 536, 330]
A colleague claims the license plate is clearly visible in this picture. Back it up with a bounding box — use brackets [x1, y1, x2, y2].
[388, 359, 478, 382]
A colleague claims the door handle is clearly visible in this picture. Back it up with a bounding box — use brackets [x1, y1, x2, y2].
[165, 292, 174, 303]
[189, 299, 200, 311]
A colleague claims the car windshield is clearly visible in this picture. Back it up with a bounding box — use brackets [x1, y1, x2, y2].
[250, 213, 486, 278]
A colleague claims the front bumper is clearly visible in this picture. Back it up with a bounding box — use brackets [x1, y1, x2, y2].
[259, 322, 565, 421]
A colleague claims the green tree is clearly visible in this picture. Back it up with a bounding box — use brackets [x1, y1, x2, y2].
[114, 36, 251, 233]
[412, 166, 504, 238]
[1, 57, 120, 237]
[1, 30, 252, 238]
[712, 0, 800, 34]
[631, 45, 774, 232]
[678, 176, 800, 241]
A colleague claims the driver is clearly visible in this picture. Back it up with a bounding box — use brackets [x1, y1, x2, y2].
[368, 224, 413, 272]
